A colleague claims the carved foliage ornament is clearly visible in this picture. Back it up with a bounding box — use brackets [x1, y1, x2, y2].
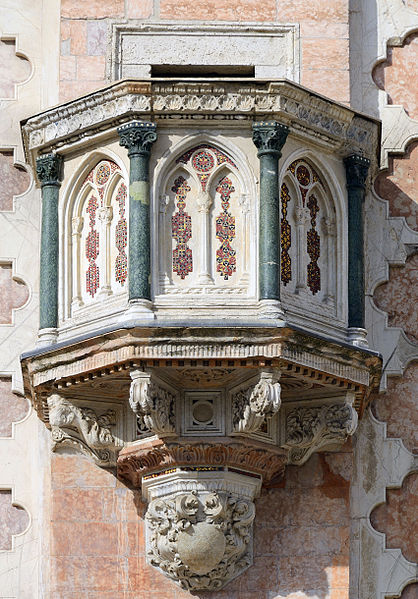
[252, 121, 289, 156]
[232, 369, 281, 434]
[284, 402, 358, 465]
[129, 370, 176, 436]
[36, 153, 64, 187]
[146, 490, 255, 591]
[117, 121, 157, 157]
[343, 154, 370, 190]
[47, 393, 118, 465]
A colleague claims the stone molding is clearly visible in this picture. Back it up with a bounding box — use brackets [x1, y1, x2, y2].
[231, 369, 281, 434]
[21, 79, 379, 177]
[109, 21, 300, 81]
[117, 440, 287, 488]
[282, 401, 358, 465]
[47, 393, 120, 466]
[129, 370, 176, 437]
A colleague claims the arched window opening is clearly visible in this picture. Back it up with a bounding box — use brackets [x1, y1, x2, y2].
[281, 159, 337, 312]
[69, 159, 128, 315]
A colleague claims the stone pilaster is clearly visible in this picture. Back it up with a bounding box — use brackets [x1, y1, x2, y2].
[344, 154, 370, 346]
[252, 122, 289, 318]
[35, 153, 63, 345]
[118, 121, 157, 317]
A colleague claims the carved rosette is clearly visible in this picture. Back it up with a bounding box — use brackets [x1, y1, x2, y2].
[231, 369, 281, 434]
[129, 370, 176, 437]
[283, 402, 358, 465]
[47, 393, 118, 466]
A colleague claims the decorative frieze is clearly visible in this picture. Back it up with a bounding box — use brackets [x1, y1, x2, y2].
[21, 80, 378, 176]
[47, 393, 119, 466]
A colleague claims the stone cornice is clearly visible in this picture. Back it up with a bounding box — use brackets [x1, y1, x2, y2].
[21, 79, 380, 178]
[20, 325, 382, 422]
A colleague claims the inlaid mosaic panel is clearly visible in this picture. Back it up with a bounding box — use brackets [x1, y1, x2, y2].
[171, 175, 192, 279]
[216, 176, 236, 280]
[115, 182, 128, 286]
[284, 160, 324, 294]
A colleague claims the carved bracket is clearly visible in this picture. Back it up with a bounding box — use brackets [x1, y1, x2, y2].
[47, 393, 119, 466]
[129, 370, 177, 437]
[282, 400, 358, 465]
[231, 369, 281, 434]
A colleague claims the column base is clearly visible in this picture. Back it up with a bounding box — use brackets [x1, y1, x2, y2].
[37, 327, 58, 347]
[258, 299, 285, 320]
[347, 327, 368, 347]
[121, 299, 155, 321]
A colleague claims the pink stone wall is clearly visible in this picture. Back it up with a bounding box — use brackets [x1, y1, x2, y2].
[49, 451, 351, 598]
[0, 39, 31, 99]
[59, 0, 350, 104]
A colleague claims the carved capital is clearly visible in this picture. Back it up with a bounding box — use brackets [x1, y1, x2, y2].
[196, 191, 213, 213]
[47, 393, 118, 466]
[117, 120, 157, 157]
[252, 121, 289, 157]
[283, 402, 358, 465]
[36, 153, 63, 187]
[231, 369, 281, 434]
[343, 154, 370, 190]
[129, 370, 176, 437]
[145, 483, 256, 591]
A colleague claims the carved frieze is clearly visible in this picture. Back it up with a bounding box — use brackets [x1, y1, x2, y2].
[47, 393, 119, 466]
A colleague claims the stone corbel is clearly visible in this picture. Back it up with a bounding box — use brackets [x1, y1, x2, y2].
[47, 393, 119, 466]
[231, 369, 281, 434]
[282, 399, 358, 466]
[129, 370, 177, 437]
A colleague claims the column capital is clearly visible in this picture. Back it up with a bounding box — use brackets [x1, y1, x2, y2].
[118, 120, 157, 157]
[36, 153, 63, 187]
[343, 154, 370, 190]
[252, 121, 289, 157]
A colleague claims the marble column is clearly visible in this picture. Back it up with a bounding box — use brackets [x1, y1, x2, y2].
[36, 153, 63, 345]
[252, 122, 289, 318]
[118, 121, 157, 318]
[343, 153, 370, 346]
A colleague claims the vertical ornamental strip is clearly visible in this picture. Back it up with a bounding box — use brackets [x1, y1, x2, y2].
[118, 121, 157, 315]
[343, 154, 370, 346]
[36, 153, 63, 344]
[252, 122, 289, 317]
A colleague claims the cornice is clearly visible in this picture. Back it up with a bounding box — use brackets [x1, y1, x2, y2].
[21, 79, 380, 178]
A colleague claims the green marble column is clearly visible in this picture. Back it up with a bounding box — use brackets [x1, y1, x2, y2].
[118, 121, 157, 305]
[36, 153, 63, 335]
[252, 122, 289, 303]
[343, 154, 370, 331]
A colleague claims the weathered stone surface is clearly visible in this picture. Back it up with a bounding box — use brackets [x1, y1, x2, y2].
[0, 151, 30, 211]
[0, 377, 28, 437]
[0, 263, 29, 324]
[370, 472, 418, 563]
[0, 490, 29, 550]
[0, 39, 31, 99]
